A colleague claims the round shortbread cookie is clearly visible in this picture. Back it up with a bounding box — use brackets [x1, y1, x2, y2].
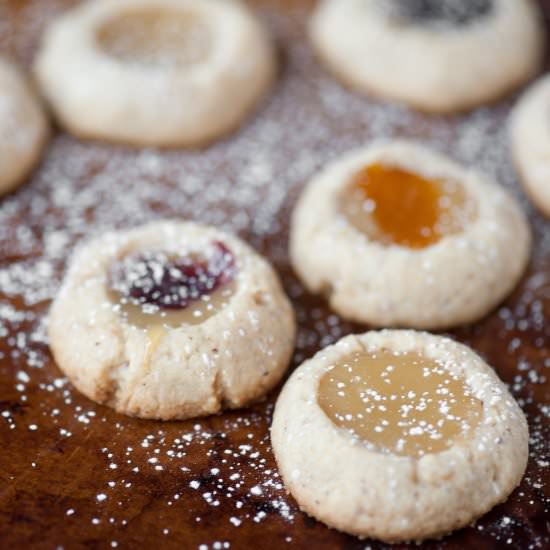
[510, 75, 550, 217]
[271, 330, 529, 542]
[34, 0, 276, 147]
[48, 221, 296, 420]
[310, 0, 544, 113]
[0, 57, 48, 196]
[290, 141, 530, 329]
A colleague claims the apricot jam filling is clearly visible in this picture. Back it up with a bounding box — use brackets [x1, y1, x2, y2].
[340, 163, 476, 249]
[97, 10, 211, 67]
[318, 351, 482, 458]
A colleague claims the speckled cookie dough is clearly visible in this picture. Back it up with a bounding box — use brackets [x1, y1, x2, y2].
[34, 0, 276, 147]
[0, 57, 48, 196]
[510, 75, 550, 217]
[290, 140, 530, 329]
[48, 221, 296, 420]
[271, 330, 529, 542]
[310, 0, 544, 113]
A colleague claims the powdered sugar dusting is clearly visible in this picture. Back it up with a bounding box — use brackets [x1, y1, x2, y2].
[0, 1, 548, 549]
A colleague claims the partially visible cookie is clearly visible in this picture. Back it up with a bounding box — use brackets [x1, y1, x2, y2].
[271, 330, 529, 542]
[48, 221, 296, 420]
[34, 0, 275, 147]
[290, 141, 530, 329]
[0, 57, 48, 196]
[310, 0, 544, 113]
[510, 75, 550, 217]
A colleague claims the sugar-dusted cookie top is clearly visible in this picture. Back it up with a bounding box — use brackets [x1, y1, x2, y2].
[48, 220, 296, 420]
[271, 330, 529, 542]
[34, 0, 276, 147]
[290, 140, 530, 329]
[310, 0, 544, 112]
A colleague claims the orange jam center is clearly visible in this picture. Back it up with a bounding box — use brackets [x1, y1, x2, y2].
[318, 351, 482, 458]
[340, 163, 475, 249]
[97, 10, 211, 67]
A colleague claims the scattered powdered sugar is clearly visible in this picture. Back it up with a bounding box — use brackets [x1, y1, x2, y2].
[0, 2, 548, 549]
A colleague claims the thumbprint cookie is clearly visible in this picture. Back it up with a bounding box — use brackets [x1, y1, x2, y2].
[290, 141, 530, 329]
[48, 221, 296, 420]
[34, 0, 275, 147]
[310, 0, 544, 113]
[271, 330, 528, 542]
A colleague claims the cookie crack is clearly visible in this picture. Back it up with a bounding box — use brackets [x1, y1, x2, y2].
[104, 359, 129, 408]
[212, 367, 224, 411]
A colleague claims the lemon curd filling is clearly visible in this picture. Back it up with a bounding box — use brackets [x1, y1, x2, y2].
[318, 350, 482, 458]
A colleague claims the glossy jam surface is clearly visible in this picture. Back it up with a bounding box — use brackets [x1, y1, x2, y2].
[109, 241, 236, 329]
[97, 10, 211, 67]
[383, 0, 493, 26]
[318, 351, 482, 457]
[340, 163, 475, 249]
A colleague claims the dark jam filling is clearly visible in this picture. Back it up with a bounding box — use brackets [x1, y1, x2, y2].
[386, 0, 493, 26]
[109, 241, 235, 310]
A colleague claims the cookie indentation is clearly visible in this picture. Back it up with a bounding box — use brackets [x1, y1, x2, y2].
[96, 9, 211, 67]
[318, 350, 482, 457]
[384, 0, 493, 26]
[339, 163, 476, 249]
[109, 241, 236, 329]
